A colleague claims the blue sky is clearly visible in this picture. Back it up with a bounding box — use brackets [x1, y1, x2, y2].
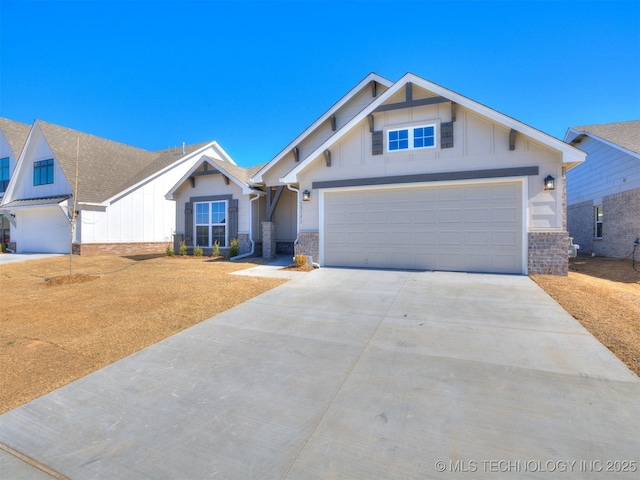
[1, 0, 638, 167]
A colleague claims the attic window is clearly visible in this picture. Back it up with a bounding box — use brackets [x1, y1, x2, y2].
[34, 159, 54, 186]
[387, 124, 436, 153]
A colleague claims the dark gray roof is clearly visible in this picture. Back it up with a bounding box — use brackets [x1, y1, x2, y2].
[0, 118, 31, 158]
[36, 120, 214, 204]
[571, 120, 640, 155]
[2, 194, 72, 208]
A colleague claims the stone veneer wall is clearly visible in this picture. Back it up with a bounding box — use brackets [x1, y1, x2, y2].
[262, 221, 277, 259]
[528, 232, 569, 275]
[237, 233, 251, 256]
[73, 242, 168, 256]
[295, 232, 319, 264]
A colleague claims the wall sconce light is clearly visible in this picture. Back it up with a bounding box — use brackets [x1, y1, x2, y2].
[544, 175, 555, 191]
[10, 213, 15, 218]
[302, 189, 311, 201]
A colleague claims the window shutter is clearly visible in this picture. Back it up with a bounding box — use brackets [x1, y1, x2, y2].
[184, 201, 193, 245]
[228, 199, 238, 243]
[372, 131, 383, 155]
[441, 122, 454, 148]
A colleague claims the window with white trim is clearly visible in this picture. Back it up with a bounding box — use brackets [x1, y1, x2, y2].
[387, 124, 436, 152]
[194, 200, 227, 247]
[594, 205, 603, 239]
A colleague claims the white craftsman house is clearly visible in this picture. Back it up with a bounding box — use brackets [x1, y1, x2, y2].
[565, 121, 640, 258]
[171, 72, 586, 275]
[0, 119, 226, 254]
[0, 118, 31, 246]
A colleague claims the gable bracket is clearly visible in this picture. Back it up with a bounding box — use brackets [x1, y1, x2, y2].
[451, 102, 457, 122]
[371, 80, 377, 97]
[367, 114, 375, 132]
[323, 149, 332, 167]
[223, 175, 230, 185]
[330, 114, 337, 131]
[293, 146, 299, 162]
[406, 82, 413, 102]
[189, 176, 196, 188]
[509, 129, 518, 151]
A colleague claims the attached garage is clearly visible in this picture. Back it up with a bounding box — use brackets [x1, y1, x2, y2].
[322, 180, 524, 274]
[18, 206, 70, 253]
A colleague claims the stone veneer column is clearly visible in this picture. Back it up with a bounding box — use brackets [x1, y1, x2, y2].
[262, 221, 277, 259]
[295, 232, 319, 264]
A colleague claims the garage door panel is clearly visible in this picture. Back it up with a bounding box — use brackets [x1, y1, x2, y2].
[324, 182, 523, 274]
[20, 207, 70, 253]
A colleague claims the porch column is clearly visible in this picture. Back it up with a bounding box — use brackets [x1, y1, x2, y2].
[262, 221, 277, 260]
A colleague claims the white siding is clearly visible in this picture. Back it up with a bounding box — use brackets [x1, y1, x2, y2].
[298, 102, 564, 232]
[567, 136, 640, 205]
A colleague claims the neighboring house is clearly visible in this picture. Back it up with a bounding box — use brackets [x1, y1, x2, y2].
[565, 121, 640, 258]
[171, 72, 585, 275]
[0, 119, 225, 254]
[0, 118, 31, 245]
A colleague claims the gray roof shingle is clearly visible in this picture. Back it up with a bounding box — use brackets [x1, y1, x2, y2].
[0, 118, 31, 158]
[571, 120, 640, 155]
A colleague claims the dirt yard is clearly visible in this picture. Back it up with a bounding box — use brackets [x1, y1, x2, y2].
[531, 255, 640, 376]
[1, 253, 638, 414]
[0, 255, 287, 414]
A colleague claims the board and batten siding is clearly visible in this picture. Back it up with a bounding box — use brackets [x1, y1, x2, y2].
[567, 135, 640, 206]
[296, 103, 564, 233]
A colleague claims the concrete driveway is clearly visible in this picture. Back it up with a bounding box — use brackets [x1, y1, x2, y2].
[0, 253, 64, 265]
[1, 268, 638, 479]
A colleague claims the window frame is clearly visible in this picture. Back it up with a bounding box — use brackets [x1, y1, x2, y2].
[194, 200, 228, 248]
[594, 205, 603, 239]
[386, 123, 437, 153]
[0, 157, 9, 193]
[33, 158, 54, 186]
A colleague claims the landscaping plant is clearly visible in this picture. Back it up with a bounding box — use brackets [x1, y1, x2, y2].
[230, 238, 239, 257]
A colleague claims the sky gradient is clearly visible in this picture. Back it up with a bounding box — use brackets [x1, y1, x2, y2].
[1, 0, 638, 167]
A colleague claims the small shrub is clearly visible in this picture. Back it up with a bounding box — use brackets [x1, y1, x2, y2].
[179, 240, 188, 256]
[166, 244, 174, 256]
[212, 240, 220, 257]
[294, 254, 307, 267]
[229, 238, 239, 257]
[193, 245, 203, 257]
[0, 243, 6, 253]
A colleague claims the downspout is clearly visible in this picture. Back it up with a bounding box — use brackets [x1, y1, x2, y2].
[286, 184, 300, 250]
[230, 193, 262, 261]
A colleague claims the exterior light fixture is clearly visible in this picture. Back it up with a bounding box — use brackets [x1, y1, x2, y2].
[544, 175, 555, 191]
[302, 189, 311, 201]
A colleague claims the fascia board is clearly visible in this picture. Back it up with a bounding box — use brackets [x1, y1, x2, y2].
[282, 72, 586, 183]
[281, 75, 410, 183]
[104, 142, 218, 205]
[566, 128, 640, 161]
[251, 73, 393, 184]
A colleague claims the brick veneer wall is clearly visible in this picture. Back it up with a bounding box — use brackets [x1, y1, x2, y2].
[295, 232, 319, 264]
[73, 242, 169, 256]
[567, 200, 594, 254]
[598, 187, 640, 258]
[237, 233, 251, 256]
[528, 232, 569, 275]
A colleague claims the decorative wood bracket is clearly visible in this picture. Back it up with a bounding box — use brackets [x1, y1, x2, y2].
[189, 176, 195, 188]
[266, 185, 284, 221]
[406, 82, 413, 101]
[371, 80, 377, 97]
[223, 175, 230, 185]
[367, 114, 374, 132]
[509, 129, 518, 151]
[323, 149, 332, 167]
[451, 102, 457, 122]
[293, 146, 299, 162]
[330, 114, 336, 131]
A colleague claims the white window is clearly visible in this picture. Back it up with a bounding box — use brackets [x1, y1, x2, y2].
[595, 205, 603, 239]
[195, 200, 227, 247]
[387, 124, 436, 152]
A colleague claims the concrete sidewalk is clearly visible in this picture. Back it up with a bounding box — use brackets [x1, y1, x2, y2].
[0, 253, 64, 265]
[1, 269, 638, 479]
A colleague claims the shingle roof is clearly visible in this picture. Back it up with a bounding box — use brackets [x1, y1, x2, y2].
[203, 155, 266, 186]
[571, 120, 640, 155]
[0, 118, 31, 158]
[36, 121, 214, 204]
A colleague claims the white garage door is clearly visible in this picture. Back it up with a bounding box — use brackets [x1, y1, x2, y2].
[19, 207, 71, 253]
[323, 181, 523, 274]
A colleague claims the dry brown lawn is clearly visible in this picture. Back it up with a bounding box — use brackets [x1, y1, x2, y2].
[531, 255, 640, 377]
[1, 253, 638, 414]
[0, 254, 286, 414]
